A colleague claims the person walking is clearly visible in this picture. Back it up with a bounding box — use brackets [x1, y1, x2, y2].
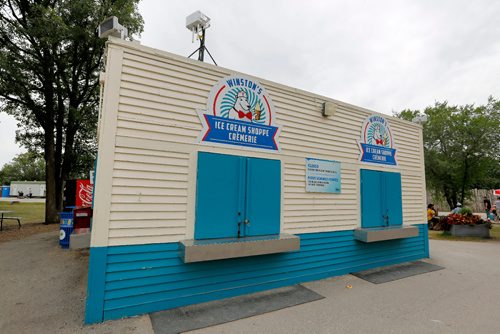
[451, 202, 462, 214]
[484, 196, 492, 220]
[494, 197, 500, 221]
[427, 204, 439, 230]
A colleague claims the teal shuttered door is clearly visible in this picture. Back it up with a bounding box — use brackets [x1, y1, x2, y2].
[360, 169, 403, 228]
[245, 157, 281, 237]
[195, 152, 281, 240]
[194, 153, 243, 239]
[360, 169, 384, 228]
[384, 172, 403, 226]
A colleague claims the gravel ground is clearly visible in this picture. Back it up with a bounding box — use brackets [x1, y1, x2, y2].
[0, 231, 153, 334]
[0, 223, 58, 243]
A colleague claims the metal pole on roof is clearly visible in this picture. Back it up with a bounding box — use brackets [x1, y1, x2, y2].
[198, 27, 205, 62]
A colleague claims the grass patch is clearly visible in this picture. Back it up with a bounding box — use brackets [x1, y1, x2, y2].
[491, 226, 500, 239]
[429, 225, 500, 241]
[0, 201, 52, 244]
[0, 201, 45, 225]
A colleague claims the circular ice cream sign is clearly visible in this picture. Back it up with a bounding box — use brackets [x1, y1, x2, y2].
[358, 115, 397, 165]
[212, 76, 273, 125]
[197, 75, 281, 151]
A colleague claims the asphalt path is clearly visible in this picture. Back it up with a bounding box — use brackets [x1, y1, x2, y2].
[1, 231, 499, 333]
[188, 239, 500, 334]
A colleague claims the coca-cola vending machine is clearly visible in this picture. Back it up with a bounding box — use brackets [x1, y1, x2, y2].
[76, 179, 93, 207]
[64, 179, 94, 209]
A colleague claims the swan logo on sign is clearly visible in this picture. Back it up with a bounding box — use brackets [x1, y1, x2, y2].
[197, 75, 281, 151]
[358, 115, 397, 166]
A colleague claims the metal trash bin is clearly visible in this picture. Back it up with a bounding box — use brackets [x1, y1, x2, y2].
[59, 211, 74, 249]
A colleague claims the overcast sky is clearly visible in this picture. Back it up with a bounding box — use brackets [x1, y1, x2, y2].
[1, 0, 499, 167]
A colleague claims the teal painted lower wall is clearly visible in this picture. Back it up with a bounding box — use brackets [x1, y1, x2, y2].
[85, 225, 429, 323]
[85, 247, 107, 324]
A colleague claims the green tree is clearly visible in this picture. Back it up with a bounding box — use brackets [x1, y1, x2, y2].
[395, 97, 500, 209]
[0, 152, 46, 184]
[0, 1, 143, 223]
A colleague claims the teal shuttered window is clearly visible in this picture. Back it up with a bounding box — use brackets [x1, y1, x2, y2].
[195, 152, 281, 239]
[360, 169, 403, 228]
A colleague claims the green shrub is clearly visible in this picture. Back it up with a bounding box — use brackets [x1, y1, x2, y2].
[459, 207, 473, 216]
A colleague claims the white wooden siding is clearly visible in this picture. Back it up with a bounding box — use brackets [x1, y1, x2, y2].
[94, 38, 426, 247]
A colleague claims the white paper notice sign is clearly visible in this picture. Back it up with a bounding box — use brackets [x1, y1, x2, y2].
[305, 158, 341, 193]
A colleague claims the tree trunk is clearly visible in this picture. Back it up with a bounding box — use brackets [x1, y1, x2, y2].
[445, 196, 455, 211]
[41, 47, 59, 224]
[460, 158, 469, 205]
[44, 130, 59, 224]
[443, 186, 458, 211]
[61, 105, 78, 184]
[54, 93, 65, 212]
[443, 186, 452, 210]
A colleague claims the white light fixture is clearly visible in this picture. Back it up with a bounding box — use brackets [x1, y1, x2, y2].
[323, 102, 337, 117]
[98, 16, 128, 39]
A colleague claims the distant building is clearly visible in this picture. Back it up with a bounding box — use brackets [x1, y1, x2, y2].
[9, 181, 46, 197]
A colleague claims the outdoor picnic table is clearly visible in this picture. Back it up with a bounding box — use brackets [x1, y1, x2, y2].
[0, 211, 21, 231]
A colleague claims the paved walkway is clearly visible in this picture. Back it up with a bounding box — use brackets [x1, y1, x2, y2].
[189, 239, 500, 334]
[0, 231, 152, 334]
[1, 232, 500, 333]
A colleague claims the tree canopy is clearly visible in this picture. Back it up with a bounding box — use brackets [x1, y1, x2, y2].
[0, 0, 143, 223]
[0, 152, 45, 184]
[395, 97, 500, 209]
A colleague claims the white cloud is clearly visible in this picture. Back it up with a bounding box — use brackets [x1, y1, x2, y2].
[1, 0, 499, 163]
[0, 113, 24, 168]
[138, 0, 500, 112]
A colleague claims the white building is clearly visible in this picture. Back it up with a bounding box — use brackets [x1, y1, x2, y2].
[9, 181, 46, 197]
[85, 38, 428, 323]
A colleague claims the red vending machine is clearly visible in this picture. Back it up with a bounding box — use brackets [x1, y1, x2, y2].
[74, 179, 93, 231]
[76, 179, 93, 207]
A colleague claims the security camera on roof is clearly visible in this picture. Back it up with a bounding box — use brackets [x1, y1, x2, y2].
[98, 16, 128, 39]
[186, 11, 211, 33]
